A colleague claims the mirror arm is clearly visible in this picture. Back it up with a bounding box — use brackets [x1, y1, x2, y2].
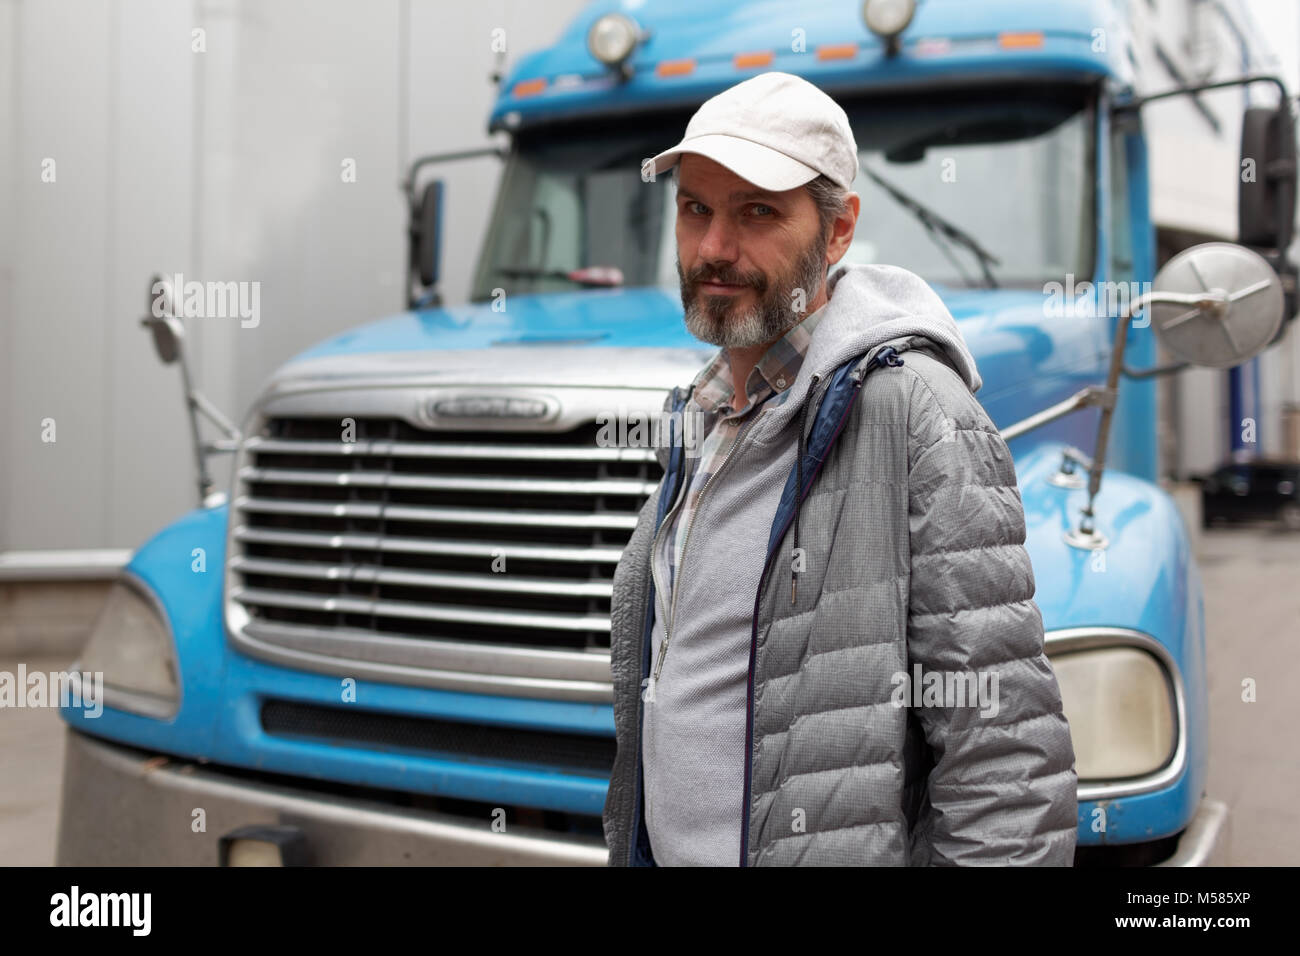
[998, 385, 1109, 442]
[410, 288, 441, 310]
[190, 390, 241, 440]
[1069, 290, 1225, 548]
[145, 303, 242, 504]
[1061, 444, 1094, 473]
[1116, 73, 1290, 111]
[402, 145, 507, 309]
[401, 144, 507, 206]
[1122, 358, 1192, 379]
[169, 329, 216, 503]
[1079, 306, 1140, 525]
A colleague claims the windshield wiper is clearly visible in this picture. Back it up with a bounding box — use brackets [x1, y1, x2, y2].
[496, 265, 625, 288]
[860, 164, 1002, 289]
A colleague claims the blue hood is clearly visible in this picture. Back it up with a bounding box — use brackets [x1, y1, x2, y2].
[281, 280, 1106, 438]
[287, 281, 1097, 383]
[288, 286, 705, 362]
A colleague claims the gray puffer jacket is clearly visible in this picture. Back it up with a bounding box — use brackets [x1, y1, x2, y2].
[603, 263, 1078, 865]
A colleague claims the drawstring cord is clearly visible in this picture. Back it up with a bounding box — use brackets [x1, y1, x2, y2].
[877, 346, 905, 367]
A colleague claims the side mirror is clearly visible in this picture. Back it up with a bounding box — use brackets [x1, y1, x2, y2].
[1063, 242, 1283, 550]
[141, 274, 184, 365]
[138, 272, 240, 507]
[1148, 242, 1285, 369]
[413, 179, 444, 291]
[1238, 103, 1296, 252]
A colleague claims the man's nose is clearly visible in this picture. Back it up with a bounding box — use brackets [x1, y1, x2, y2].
[696, 212, 739, 264]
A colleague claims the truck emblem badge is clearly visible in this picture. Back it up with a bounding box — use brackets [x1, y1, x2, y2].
[427, 395, 552, 420]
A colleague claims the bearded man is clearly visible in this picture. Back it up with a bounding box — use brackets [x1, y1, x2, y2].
[602, 71, 1078, 867]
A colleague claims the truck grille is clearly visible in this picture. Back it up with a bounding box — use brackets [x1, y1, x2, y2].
[226, 415, 662, 699]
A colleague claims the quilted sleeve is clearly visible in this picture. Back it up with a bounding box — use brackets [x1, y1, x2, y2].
[904, 370, 1078, 865]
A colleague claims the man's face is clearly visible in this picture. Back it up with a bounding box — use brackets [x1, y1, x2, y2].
[674, 153, 829, 349]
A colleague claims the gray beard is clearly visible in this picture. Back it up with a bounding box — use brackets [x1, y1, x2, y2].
[678, 232, 829, 349]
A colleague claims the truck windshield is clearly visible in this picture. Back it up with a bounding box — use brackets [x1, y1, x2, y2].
[470, 85, 1094, 301]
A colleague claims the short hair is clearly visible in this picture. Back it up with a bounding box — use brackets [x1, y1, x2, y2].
[803, 174, 851, 243]
[669, 165, 848, 241]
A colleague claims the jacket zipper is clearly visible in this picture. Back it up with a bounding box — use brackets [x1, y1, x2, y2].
[636, 387, 765, 862]
[649, 405, 764, 688]
[738, 345, 903, 866]
[647, 455, 691, 686]
[644, 385, 697, 640]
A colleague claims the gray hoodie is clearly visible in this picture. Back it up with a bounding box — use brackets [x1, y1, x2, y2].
[639, 262, 984, 865]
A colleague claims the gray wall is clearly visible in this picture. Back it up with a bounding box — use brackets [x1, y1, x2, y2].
[0, 0, 588, 554]
[3, 0, 1298, 558]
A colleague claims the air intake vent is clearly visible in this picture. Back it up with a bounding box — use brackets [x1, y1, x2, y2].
[261, 699, 616, 776]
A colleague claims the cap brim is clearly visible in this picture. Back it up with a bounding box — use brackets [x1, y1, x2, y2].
[642, 133, 821, 192]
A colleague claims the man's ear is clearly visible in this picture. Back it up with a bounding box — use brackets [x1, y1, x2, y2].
[827, 192, 860, 265]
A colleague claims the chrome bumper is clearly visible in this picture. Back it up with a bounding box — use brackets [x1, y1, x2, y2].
[56, 729, 609, 866]
[1156, 798, 1230, 867]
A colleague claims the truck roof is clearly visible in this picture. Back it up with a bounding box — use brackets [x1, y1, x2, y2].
[488, 0, 1126, 133]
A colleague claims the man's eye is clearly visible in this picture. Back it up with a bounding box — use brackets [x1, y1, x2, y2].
[750, 204, 774, 217]
[686, 201, 708, 215]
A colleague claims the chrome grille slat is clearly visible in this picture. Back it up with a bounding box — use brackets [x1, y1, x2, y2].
[236, 496, 639, 529]
[232, 586, 612, 632]
[240, 465, 657, 496]
[243, 436, 657, 463]
[235, 497, 386, 519]
[243, 620, 612, 684]
[233, 526, 625, 563]
[226, 412, 664, 700]
[231, 555, 614, 598]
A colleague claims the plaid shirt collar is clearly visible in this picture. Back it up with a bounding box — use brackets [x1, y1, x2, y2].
[689, 304, 829, 416]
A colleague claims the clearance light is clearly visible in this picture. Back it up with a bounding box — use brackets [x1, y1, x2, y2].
[862, 0, 916, 55]
[587, 13, 641, 68]
[1000, 31, 1045, 49]
[656, 58, 696, 77]
[734, 50, 774, 68]
[511, 77, 546, 98]
[816, 44, 859, 61]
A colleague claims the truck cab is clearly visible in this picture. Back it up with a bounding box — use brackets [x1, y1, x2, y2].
[58, 0, 1296, 865]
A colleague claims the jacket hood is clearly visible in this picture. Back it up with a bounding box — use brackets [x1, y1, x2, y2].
[806, 262, 981, 394]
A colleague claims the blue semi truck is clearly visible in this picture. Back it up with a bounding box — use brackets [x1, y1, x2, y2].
[57, 0, 1297, 865]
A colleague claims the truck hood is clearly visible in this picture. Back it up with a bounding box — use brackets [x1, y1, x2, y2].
[271, 278, 1103, 415]
[273, 285, 715, 392]
[287, 285, 705, 358]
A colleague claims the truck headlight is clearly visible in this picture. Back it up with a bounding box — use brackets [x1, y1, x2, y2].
[1051, 645, 1177, 779]
[862, 0, 916, 41]
[587, 13, 640, 67]
[75, 575, 181, 718]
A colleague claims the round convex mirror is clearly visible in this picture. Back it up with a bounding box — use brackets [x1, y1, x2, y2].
[1148, 242, 1284, 369]
[144, 275, 183, 365]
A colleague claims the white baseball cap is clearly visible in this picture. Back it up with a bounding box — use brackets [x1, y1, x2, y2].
[642, 71, 859, 192]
